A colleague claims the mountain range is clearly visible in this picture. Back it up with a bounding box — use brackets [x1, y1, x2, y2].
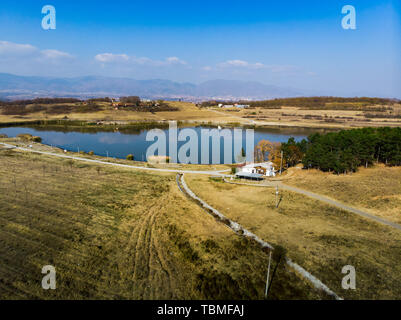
[0, 73, 301, 101]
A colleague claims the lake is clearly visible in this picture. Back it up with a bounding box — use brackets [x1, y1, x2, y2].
[0, 125, 328, 164]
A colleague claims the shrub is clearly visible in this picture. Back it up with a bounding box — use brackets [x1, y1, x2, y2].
[17, 134, 41, 143]
[45, 105, 75, 115]
[75, 103, 102, 113]
[201, 239, 219, 253]
[27, 104, 46, 113]
[126, 154, 134, 161]
[0, 98, 81, 106]
[196, 270, 245, 299]
[1, 105, 29, 115]
[88, 151, 94, 156]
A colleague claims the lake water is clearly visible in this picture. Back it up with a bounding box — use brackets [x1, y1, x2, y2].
[0, 125, 326, 164]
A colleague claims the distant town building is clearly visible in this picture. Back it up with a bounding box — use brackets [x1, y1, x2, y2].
[220, 104, 250, 109]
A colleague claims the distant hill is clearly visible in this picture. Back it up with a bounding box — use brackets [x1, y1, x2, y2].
[0, 73, 301, 101]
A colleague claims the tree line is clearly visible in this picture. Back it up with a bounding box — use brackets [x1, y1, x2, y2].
[0, 98, 82, 106]
[252, 97, 398, 109]
[0, 96, 178, 115]
[198, 97, 398, 110]
[281, 127, 401, 174]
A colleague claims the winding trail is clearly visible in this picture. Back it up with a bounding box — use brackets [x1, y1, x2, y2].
[223, 178, 401, 232]
[3, 141, 399, 231]
[177, 173, 342, 300]
[0, 143, 229, 176]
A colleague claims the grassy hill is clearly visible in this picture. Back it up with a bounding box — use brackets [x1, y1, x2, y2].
[0, 147, 326, 299]
[185, 173, 401, 299]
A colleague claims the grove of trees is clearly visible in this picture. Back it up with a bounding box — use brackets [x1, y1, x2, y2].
[246, 97, 398, 109]
[0, 98, 81, 106]
[281, 127, 401, 174]
[254, 140, 285, 169]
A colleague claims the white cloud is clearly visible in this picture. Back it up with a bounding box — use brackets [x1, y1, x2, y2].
[218, 59, 266, 69]
[0, 41, 38, 56]
[95, 53, 187, 67]
[0, 40, 73, 63]
[215, 59, 308, 76]
[95, 53, 129, 63]
[0, 40, 77, 76]
[41, 49, 73, 60]
[165, 56, 187, 65]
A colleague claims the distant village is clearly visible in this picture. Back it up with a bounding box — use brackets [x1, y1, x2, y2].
[217, 103, 250, 109]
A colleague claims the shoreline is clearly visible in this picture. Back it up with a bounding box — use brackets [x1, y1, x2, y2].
[0, 118, 343, 131]
[0, 136, 233, 170]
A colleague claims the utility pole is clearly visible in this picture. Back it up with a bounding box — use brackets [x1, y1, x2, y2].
[265, 250, 272, 298]
[266, 253, 283, 296]
[106, 151, 109, 158]
[275, 186, 279, 208]
[280, 150, 283, 175]
[77, 146, 80, 153]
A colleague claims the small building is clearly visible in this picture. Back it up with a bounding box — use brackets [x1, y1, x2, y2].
[240, 162, 276, 177]
[222, 105, 235, 108]
[235, 104, 250, 109]
[235, 172, 264, 181]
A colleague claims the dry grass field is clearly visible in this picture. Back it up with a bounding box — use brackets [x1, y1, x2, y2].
[185, 174, 401, 299]
[0, 149, 328, 300]
[0, 101, 235, 125]
[284, 165, 401, 225]
[212, 103, 401, 128]
[2, 100, 400, 129]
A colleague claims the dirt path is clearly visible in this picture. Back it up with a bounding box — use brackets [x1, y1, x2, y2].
[0, 142, 229, 176]
[223, 178, 401, 231]
[177, 174, 342, 300]
[210, 109, 256, 125]
[5, 140, 398, 231]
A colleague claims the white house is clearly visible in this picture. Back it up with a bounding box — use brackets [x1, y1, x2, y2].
[240, 162, 276, 177]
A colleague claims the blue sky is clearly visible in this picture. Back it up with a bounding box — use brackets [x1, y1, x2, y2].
[0, 0, 400, 97]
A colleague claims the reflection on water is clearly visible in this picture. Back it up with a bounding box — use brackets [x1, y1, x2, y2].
[0, 125, 330, 164]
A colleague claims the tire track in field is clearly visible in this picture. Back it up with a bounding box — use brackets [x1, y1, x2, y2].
[137, 207, 158, 299]
[147, 215, 173, 299]
[124, 197, 177, 299]
[127, 202, 166, 299]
